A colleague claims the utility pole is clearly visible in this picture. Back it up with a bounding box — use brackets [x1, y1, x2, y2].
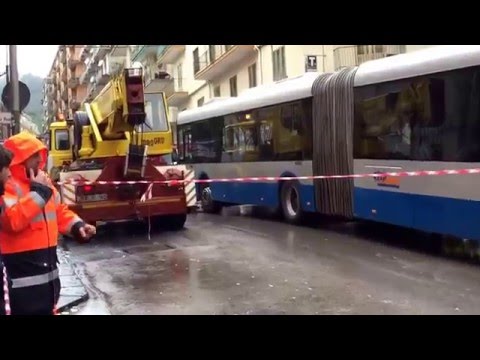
[9, 45, 20, 135]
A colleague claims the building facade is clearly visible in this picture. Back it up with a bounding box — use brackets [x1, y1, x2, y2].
[42, 44, 438, 137]
[43, 45, 129, 125]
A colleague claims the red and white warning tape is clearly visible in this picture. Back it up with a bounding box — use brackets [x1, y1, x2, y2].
[2, 265, 11, 315]
[54, 168, 480, 186]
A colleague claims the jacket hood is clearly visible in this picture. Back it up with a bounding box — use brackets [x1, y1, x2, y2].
[3, 132, 48, 181]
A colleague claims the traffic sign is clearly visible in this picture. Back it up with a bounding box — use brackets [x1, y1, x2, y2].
[1, 81, 31, 112]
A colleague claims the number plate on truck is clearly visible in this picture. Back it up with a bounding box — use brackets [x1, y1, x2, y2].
[82, 194, 108, 202]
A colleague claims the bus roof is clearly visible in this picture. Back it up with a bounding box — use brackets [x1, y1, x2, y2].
[354, 45, 480, 87]
[177, 72, 320, 125]
[178, 46, 480, 125]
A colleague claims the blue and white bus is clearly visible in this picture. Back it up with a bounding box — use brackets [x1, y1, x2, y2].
[177, 45, 480, 241]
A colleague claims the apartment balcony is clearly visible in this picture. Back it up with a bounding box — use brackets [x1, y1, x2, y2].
[194, 45, 256, 81]
[132, 45, 167, 63]
[68, 56, 80, 69]
[167, 79, 188, 107]
[47, 100, 54, 112]
[59, 48, 66, 63]
[70, 99, 81, 111]
[144, 74, 186, 102]
[61, 87, 68, 101]
[110, 45, 130, 57]
[93, 46, 111, 62]
[157, 45, 186, 64]
[80, 58, 99, 85]
[86, 82, 100, 102]
[95, 72, 110, 86]
[61, 66, 68, 82]
[333, 45, 406, 71]
[144, 70, 172, 93]
[81, 45, 92, 61]
[68, 77, 79, 89]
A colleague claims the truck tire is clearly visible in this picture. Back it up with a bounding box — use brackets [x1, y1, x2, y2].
[280, 181, 304, 225]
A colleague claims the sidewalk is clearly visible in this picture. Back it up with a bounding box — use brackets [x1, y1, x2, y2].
[56, 248, 89, 313]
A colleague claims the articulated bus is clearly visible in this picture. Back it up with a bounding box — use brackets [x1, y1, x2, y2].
[177, 45, 480, 241]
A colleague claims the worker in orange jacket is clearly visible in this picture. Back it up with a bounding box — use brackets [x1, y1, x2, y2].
[0, 132, 96, 315]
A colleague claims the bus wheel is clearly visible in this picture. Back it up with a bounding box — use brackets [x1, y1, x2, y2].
[200, 184, 221, 214]
[281, 181, 303, 225]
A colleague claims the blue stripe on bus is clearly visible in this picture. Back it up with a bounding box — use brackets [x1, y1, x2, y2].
[210, 182, 316, 212]
[354, 188, 480, 240]
[207, 181, 480, 240]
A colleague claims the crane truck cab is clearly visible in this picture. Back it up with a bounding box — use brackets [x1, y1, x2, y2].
[46, 120, 72, 182]
[50, 67, 196, 230]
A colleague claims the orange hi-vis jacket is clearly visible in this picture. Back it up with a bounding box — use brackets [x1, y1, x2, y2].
[0, 133, 84, 315]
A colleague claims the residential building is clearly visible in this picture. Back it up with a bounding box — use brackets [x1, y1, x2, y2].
[66, 45, 87, 116]
[82, 45, 127, 103]
[43, 45, 130, 125]
[43, 44, 440, 140]
[43, 45, 66, 125]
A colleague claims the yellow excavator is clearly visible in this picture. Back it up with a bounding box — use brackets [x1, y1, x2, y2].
[47, 67, 193, 229]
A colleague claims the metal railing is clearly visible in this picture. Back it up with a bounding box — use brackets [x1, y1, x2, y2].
[333, 45, 406, 71]
[194, 45, 235, 74]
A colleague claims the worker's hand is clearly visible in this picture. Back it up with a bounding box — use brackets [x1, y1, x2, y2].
[30, 169, 51, 186]
[78, 224, 96, 239]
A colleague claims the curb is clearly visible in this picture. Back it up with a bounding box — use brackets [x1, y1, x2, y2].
[57, 293, 90, 313]
[57, 246, 90, 313]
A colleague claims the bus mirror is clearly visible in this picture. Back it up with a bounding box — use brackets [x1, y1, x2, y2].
[172, 148, 179, 164]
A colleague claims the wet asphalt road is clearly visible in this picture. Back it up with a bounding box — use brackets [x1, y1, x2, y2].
[66, 208, 480, 315]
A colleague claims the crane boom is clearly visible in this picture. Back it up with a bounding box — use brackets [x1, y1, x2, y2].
[88, 67, 146, 140]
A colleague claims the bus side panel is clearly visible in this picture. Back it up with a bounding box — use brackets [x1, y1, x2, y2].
[211, 182, 279, 207]
[192, 161, 316, 211]
[353, 159, 480, 240]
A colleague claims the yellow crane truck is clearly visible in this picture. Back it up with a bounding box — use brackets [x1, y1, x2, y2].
[46, 67, 196, 229]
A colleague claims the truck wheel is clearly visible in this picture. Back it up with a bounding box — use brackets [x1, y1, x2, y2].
[280, 181, 304, 225]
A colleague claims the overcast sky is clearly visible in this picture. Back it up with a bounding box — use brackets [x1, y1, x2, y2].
[0, 45, 59, 78]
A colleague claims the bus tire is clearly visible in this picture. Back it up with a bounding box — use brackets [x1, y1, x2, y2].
[200, 184, 222, 214]
[280, 181, 303, 225]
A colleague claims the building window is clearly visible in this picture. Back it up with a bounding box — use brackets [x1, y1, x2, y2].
[197, 97, 204, 107]
[209, 45, 216, 64]
[193, 48, 200, 74]
[230, 75, 238, 97]
[272, 46, 286, 81]
[214, 85, 221, 97]
[248, 63, 257, 88]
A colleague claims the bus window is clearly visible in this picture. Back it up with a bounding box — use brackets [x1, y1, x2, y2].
[223, 127, 237, 151]
[55, 129, 70, 151]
